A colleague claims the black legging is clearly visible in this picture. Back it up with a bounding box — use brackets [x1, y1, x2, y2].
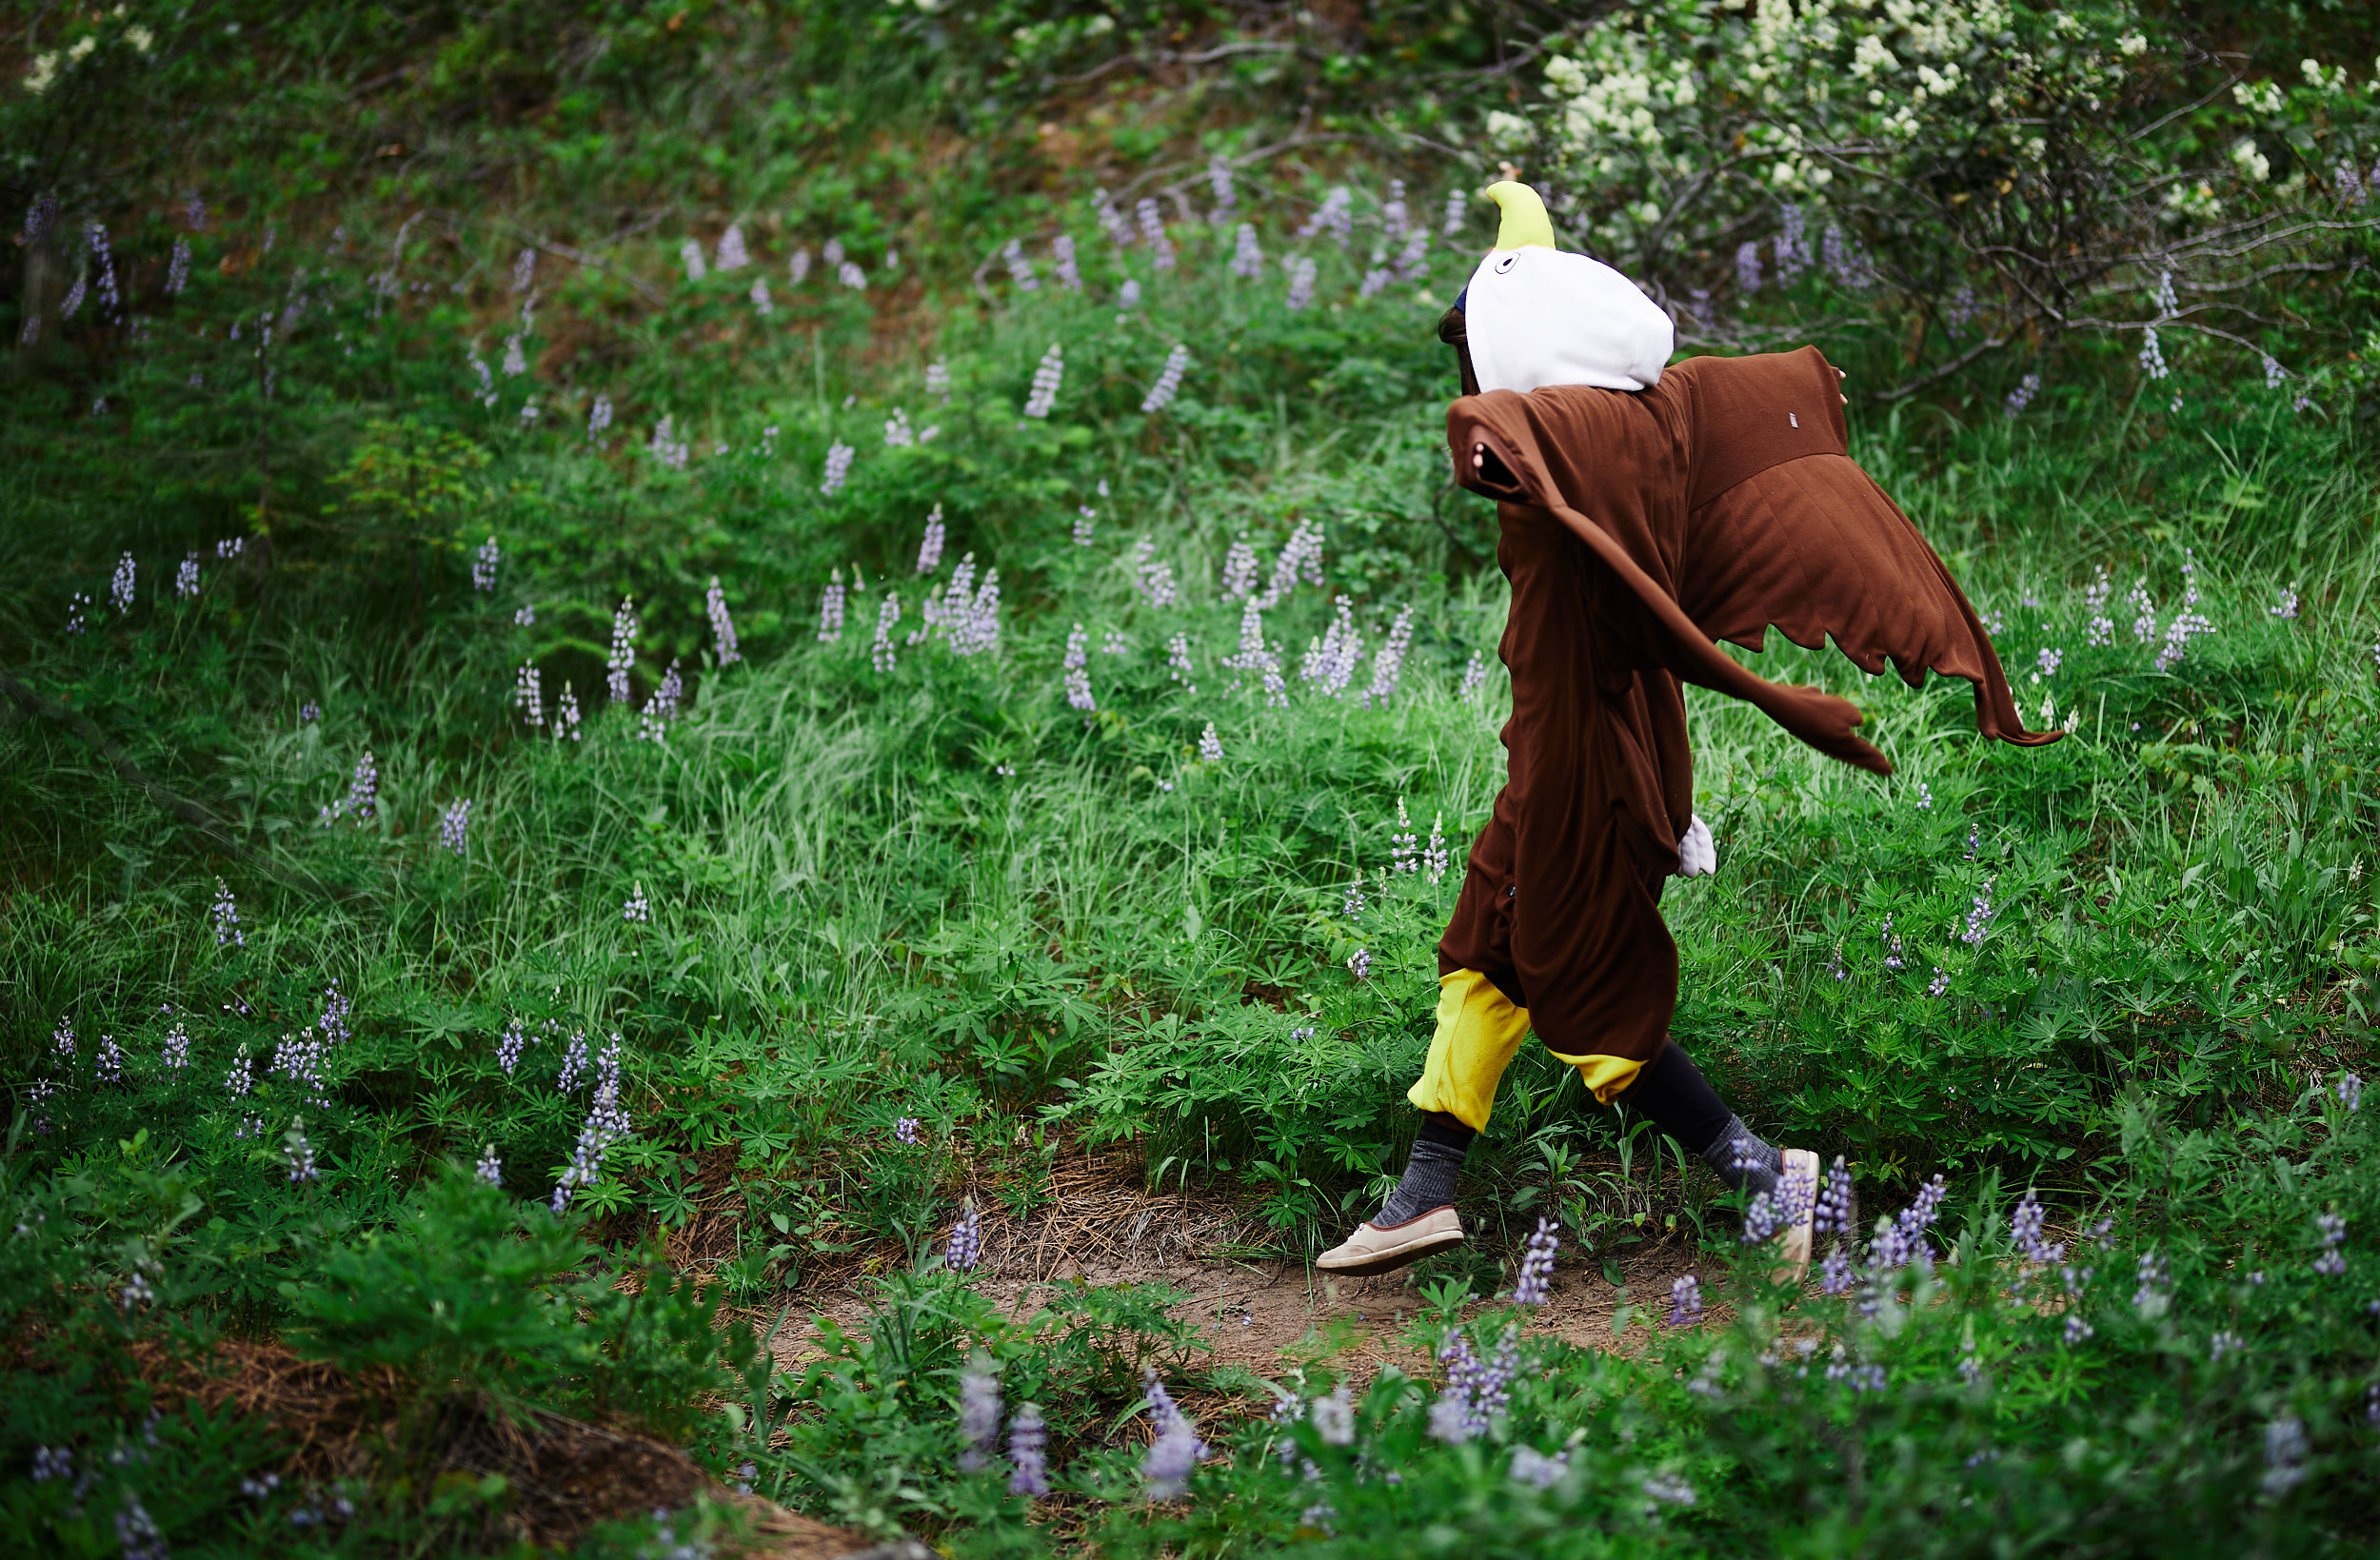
[1418, 1041, 1732, 1155]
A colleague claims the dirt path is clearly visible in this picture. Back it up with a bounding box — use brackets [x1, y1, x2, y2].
[764, 1151, 1720, 1382]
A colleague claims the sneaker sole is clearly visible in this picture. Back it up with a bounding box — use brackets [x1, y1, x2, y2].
[1314, 1229, 1467, 1277]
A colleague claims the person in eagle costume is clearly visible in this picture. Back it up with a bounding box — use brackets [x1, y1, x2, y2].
[1317, 182, 2061, 1281]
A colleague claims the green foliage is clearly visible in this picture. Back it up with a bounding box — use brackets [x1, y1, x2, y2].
[6, 3, 2380, 1556]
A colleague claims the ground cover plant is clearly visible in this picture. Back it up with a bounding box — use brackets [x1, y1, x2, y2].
[6, 3, 2380, 1556]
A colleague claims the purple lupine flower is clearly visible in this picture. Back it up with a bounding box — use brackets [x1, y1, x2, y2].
[915, 507, 946, 574]
[109, 553, 137, 613]
[587, 395, 614, 444]
[1283, 256, 1317, 311]
[1961, 878, 1998, 945]
[2263, 1417, 2309, 1495]
[65, 591, 90, 633]
[316, 981, 351, 1048]
[623, 886, 651, 923]
[476, 1144, 502, 1186]
[895, 1116, 921, 1145]
[1382, 802, 1415, 874]
[788, 247, 812, 285]
[1813, 1157, 1856, 1236]
[1301, 596, 1362, 695]
[946, 1199, 983, 1271]
[1140, 1376, 1204, 1498]
[1819, 1243, 1856, 1295]
[1362, 607, 1416, 706]
[1140, 345, 1190, 414]
[637, 661, 683, 742]
[1308, 1385, 1356, 1446]
[1668, 1274, 1704, 1327]
[1927, 967, 1951, 997]
[284, 1119, 320, 1182]
[883, 406, 916, 446]
[820, 441, 855, 495]
[924, 356, 950, 400]
[871, 591, 901, 673]
[550, 1035, 631, 1212]
[1198, 722, 1222, 764]
[1221, 539, 1259, 601]
[2338, 1072, 2364, 1112]
[94, 1033, 124, 1085]
[959, 1360, 1003, 1471]
[2010, 1189, 2067, 1265]
[1230, 223, 1264, 280]
[1208, 159, 1239, 219]
[748, 277, 774, 315]
[1297, 188, 1353, 246]
[114, 1495, 165, 1560]
[1509, 1446, 1569, 1490]
[1051, 234, 1081, 290]
[1136, 198, 1174, 270]
[606, 597, 640, 703]
[2132, 1250, 2171, 1311]
[162, 1021, 190, 1069]
[1129, 542, 1180, 609]
[2314, 1213, 2348, 1276]
[1002, 238, 1039, 291]
[556, 1029, 590, 1092]
[1424, 814, 1450, 883]
[272, 1026, 332, 1108]
[817, 570, 847, 643]
[440, 799, 471, 856]
[1345, 951, 1370, 985]
[838, 259, 866, 290]
[471, 537, 499, 591]
[174, 553, 201, 599]
[2005, 372, 2041, 416]
[1513, 1217, 1558, 1305]
[210, 879, 245, 947]
[1007, 1402, 1049, 1495]
[496, 1019, 531, 1076]
[702, 577, 740, 666]
[2270, 585, 2299, 620]
[1735, 240, 1763, 294]
[680, 239, 707, 283]
[1063, 623, 1095, 713]
[1023, 345, 1064, 418]
[553, 682, 582, 741]
[715, 225, 748, 271]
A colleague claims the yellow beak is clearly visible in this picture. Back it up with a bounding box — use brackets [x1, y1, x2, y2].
[1484, 181, 1557, 250]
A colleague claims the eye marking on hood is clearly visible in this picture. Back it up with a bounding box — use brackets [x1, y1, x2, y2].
[1493, 253, 1518, 275]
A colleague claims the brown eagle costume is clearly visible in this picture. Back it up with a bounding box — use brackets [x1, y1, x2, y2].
[1317, 183, 2058, 1278]
[1439, 341, 2059, 1071]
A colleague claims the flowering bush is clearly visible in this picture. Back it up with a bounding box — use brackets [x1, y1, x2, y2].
[1497, 1, 2380, 393]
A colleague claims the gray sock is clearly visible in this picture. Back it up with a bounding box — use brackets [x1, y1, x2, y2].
[1374, 1138, 1465, 1228]
[1701, 1115, 1782, 1197]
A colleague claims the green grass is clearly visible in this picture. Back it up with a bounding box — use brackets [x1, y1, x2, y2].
[7, 5, 2380, 1556]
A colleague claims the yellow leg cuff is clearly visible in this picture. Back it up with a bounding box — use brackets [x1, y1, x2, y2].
[1405, 969, 1534, 1132]
[1546, 1051, 1646, 1104]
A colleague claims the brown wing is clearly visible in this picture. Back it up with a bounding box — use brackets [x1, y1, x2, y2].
[1678, 453, 2058, 750]
[1449, 388, 1899, 776]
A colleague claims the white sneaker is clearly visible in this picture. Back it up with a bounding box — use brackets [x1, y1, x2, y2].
[1773, 1148, 1820, 1282]
[1315, 1206, 1466, 1277]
